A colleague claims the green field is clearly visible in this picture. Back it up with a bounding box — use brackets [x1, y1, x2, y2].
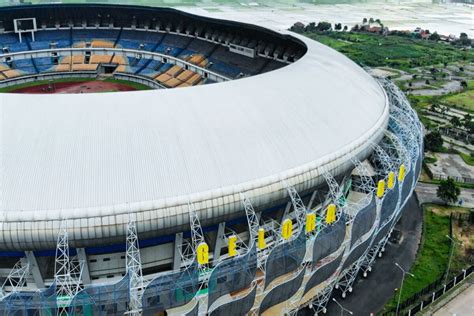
[306, 32, 473, 70]
[444, 89, 474, 112]
[384, 204, 471, 311]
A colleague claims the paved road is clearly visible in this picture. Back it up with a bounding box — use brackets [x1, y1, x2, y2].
[415, 182, 474, 208]
[300, 194, 423, 316]
[434, 283, 474, 316]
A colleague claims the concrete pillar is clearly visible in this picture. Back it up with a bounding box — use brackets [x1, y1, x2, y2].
[213, 222, 226, 266]
[76, 248, 91, 285]
[24, 251, 45, 289]
[173, 232, 183, 270]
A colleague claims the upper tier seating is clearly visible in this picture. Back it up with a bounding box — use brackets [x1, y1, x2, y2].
[0, 27, 288, 85]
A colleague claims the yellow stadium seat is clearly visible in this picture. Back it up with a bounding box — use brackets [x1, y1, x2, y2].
[111, 56, 127, 65]
[187, 74, 202, 86]
[115, 65, 128, 73]
[71, 55, 84, 64]
[55, 64, 71, 72]
[163, 77, 183, 88]
[176, 70, 194, 81]
[72, 64, 98, 71]
[3, 69, 21, 78]
[91, 40, 114, 48]
[90, 55, 112, 64]
[166, 65, 183, 77]
[155, 73, 172, 83]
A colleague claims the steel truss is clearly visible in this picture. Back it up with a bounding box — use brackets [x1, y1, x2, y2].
[360, 144, 394, 276]
[335, 157, 376, 298]
[370, 143, 393, 181]
[55, 220, 84, 315]
[307, 277, 338, 315]
[321, 171, 345, 226]
[126, 213, 144, 315]
[382, 130, 411, 173]
[187, 202, 211, 315]
[0, 260, 30, 300]
[284, 182, 308, 233]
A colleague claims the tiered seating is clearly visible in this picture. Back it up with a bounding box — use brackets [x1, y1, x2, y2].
[56, 55, 97, 72]
[186, 54, 208, 68]
[34, 57, 55, 72]
[0, 33, 29, 52]
[13, 58, 37, 75]
[31, 30, 70, 49]
[90, 54, 112, 64]
[137, 60, 163, 78]
[117, 30, 164, 50]
[155, 34, 189, 56]
[0, 63, 22, 79]
[0, 26, 288, 86]
[154, 65, 202, 88]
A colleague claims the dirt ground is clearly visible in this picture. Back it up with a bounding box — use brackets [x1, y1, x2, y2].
[11, 80, 138, 94]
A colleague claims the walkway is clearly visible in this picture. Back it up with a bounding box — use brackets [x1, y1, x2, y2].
[434, 283, 474, 316]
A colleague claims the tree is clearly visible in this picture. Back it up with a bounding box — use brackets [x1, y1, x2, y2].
[459, 32, 471, 46]
[424, 130, 444, 152]
[316, 21, 332, 32]
[375, 18, 381, 25]
[290, 22, 305, 33]
[437, 178, 460, 205]
[343, 25, 348, 32]
[362, 18, 367, 24]
[369, 17, 374, 24]
[461, 80, 468, 89]
[335, 23, 342, 31]
[450, 116, 461, 126]
[304, 22, 316, 32]
[429, 32, 440, 41]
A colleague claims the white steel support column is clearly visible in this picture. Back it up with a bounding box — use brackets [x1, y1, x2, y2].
[213, 222, 226, 266]
[55, 220, 83, 315]
[76, 248, 91, 285]
[173, 232, 183, 270]
[126, 214, 144, 315]
[0, 260, 30, 299]
[24, 251, 44, 289]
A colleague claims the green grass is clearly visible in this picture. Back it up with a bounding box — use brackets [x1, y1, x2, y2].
[305, 32, 473, 70]
[457, 151, 474, 166]
[384, 204, 471, 311]
[444, 89, 474, 112]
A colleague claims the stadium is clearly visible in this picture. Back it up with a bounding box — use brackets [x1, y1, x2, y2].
[0, 3, 423, 315]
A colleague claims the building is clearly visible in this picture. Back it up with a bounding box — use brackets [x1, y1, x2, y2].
[0, 3, 423, 315]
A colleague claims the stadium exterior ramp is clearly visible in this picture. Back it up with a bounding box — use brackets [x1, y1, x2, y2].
[0, 4, 423, 315]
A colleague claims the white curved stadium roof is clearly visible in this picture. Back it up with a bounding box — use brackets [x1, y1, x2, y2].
[0, 34, 387, 216]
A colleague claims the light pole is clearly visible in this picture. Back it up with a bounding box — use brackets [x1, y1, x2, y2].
[395, 262, 415, 316]
[445, 235, 462, 285]
[332, 298, 353, 316]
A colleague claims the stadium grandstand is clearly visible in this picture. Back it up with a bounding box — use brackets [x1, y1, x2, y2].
[0, 3, 423, 316]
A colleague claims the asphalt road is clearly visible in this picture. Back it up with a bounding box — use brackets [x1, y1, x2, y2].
[415, 182, 474, 208]
[300, 193, 423, 316]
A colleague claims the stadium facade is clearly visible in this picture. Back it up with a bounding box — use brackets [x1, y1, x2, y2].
[0, 3, 423, 315]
